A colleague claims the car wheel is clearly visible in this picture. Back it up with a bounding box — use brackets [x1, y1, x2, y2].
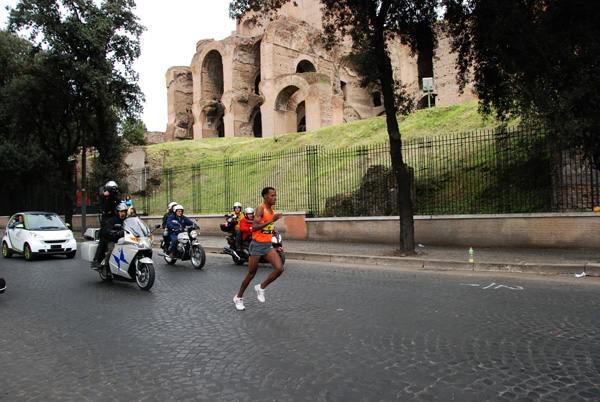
[66, 251, 76, 259]
[24, 244, 35, 261]
[2, 242, 13, 258]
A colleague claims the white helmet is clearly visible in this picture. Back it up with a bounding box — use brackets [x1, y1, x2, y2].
[173, 205, 184, 212]
[244, 207, 255, 215]
[115, 202, 128, 212]
[168, 201, 178, 211]
[105, 180, 118, 190]
[233, 202, 242, 209]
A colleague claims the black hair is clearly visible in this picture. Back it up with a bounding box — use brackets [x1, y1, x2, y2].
[261, 187, 275, 197]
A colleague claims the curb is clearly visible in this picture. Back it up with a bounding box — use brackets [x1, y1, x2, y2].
[204, 246, 597, 276]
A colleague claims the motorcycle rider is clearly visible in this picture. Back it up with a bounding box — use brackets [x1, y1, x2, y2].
[166, 204, 195, 258]
[162, 201, 178, 251]
[239, 207, 255, 248]
[227, 202, 245, 253]
[92, 202, 128, 274]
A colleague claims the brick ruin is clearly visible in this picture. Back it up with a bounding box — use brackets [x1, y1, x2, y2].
[163, 0, 476, 141]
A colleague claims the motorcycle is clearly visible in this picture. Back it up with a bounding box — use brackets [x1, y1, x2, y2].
[158, 220, 206, 269]
[221, 214, 285, 265]
[82, 217, 160, 291]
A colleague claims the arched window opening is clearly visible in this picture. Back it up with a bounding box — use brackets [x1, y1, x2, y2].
[372, 92, 382, 107]
[254, 74, 261, 95]
[341, 81, 347, 101]
[296, 60, 316, 73]
[296, 101, 306, 133]
[253, 111, 262, 137]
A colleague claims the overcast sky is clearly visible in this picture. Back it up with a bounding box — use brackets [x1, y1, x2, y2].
[1, 0, 237, 132]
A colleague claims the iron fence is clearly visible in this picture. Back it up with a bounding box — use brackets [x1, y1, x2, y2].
[6, 127, 599, 217]
[135, 127, 599, 216]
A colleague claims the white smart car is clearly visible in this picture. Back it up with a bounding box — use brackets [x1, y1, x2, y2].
[2, 212, 77, 261]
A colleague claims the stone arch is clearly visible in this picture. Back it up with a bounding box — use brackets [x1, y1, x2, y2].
[275, 85, 301, 112]
[266, 75, 312, 136]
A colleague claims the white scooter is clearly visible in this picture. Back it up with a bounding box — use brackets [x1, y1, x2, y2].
[82, 217, 160, 291]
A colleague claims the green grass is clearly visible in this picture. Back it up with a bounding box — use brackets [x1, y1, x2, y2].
[145, 101, 518, 168]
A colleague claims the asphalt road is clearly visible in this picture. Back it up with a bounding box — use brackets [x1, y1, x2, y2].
[1, 250, 599, 401]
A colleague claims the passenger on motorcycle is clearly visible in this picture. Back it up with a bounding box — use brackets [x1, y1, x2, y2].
[99, 180, 121, 224]
[239, 207, 255, 247]
[162, 201, 178, 248]
[166, 204, 195, 258]
[92, 202, 128, 274]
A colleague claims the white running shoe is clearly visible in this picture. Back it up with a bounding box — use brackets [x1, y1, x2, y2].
[233, 295, 245, 311]
[254, 284, 265, 303]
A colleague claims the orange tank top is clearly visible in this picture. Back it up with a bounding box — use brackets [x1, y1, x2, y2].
[252, 203, 274, 242]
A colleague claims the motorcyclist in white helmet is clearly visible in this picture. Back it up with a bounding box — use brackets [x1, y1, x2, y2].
[240, 207, 255, 247]
[92, 202, 128, 272]
[166, 205, 195, 258]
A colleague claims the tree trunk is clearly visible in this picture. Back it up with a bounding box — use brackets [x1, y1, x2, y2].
[378, 48, 416, 255]
[58, 159, 75, 226]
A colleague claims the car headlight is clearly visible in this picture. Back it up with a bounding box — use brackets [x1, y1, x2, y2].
[65, 231, 73, 239]
[30, 232, 43, 239]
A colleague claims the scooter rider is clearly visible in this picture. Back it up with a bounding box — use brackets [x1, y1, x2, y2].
[92, 202, 127, 274]
[166, 204, 195, 258]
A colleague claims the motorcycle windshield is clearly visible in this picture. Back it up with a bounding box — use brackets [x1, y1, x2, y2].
[123, 217, 151, 237]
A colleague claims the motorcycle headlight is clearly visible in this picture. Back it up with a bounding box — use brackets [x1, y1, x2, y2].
[272, 233, 282, 244]
[137, 238, 152, 249]
[190, 230, 198, 239]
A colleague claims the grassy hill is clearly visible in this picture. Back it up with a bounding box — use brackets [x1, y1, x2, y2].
[145, 101, 518, 168]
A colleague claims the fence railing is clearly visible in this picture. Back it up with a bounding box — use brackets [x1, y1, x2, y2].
[6, 127, 599, 217]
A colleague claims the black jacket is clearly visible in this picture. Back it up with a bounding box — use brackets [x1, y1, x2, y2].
[99, 195, 121, 219]
[100, 215, 126, 242]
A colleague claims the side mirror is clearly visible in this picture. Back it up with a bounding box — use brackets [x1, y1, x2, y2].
[113, 224, 122, 230]
[66, 223, 72, 230]
[155, 224, 161, 229]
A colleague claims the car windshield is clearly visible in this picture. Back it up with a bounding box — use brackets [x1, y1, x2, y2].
[25, 213, 68, 230]
[123, 217, 151, 237]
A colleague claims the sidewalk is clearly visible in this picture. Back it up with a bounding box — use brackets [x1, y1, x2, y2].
[198, 235, 600, 277]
